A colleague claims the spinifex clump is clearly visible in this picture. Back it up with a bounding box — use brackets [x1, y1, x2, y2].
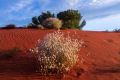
[30, 31, 83, 75]
[42, 18, 62, 29]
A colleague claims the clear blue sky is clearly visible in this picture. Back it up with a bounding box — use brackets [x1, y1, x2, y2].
[0, 0, 120, 31]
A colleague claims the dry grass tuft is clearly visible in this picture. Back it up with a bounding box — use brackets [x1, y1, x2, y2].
[30, 31, 83, 75]
[43, 18, 62, 29]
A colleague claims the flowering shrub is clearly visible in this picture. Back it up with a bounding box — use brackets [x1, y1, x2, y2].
[30, 31, 83, 74]
[42, 18, 62, 29]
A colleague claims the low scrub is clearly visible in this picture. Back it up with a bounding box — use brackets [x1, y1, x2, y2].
[30, 31, 83, 75]
[1, 24, 16, 29]
[113, 29, 120, 32]
[0, 48, 20, 59]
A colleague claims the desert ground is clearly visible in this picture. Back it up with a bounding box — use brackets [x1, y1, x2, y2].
[0, 29, 120, 80]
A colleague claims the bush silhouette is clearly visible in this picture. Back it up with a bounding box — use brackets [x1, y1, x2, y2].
[1, 24, 16, 29]
[28, 11, 55, 28]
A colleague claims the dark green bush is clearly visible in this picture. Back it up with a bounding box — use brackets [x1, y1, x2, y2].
[38, 11, 55, 25]
[1, 24, 16, 29]
[32, 17, 40, 25]
[57, 9, 86, 29]
[28, 11, 55, 28]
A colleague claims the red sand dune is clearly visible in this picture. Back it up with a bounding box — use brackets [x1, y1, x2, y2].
[0, 29, 120, 80]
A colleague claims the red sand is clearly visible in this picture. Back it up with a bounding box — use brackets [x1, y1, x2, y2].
[0, 29, 120, 80]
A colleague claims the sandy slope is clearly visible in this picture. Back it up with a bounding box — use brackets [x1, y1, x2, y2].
[0, 29, 120, 80]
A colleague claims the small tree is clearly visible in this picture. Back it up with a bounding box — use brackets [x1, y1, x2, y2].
[38, 11, 55, 25]
[30, 11, 54, 28]
[57, 9, 86, 29]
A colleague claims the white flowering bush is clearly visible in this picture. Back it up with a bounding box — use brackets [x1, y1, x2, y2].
[30, 31, 83, 74]
[42, 18, 62, 29]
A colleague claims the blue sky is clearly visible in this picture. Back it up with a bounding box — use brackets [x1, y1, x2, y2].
[0, 0, 120, 31]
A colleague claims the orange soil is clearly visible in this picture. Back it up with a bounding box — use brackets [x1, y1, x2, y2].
[0, 29, 120, 80]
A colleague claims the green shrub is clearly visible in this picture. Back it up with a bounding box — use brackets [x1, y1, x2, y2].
[42, 18, 62, 29]
[29, 11, 55, 28]
[38, 11, 55, 25]
[32, 16, 40, 25]
[1, 24, 16, 29]
[30, 31, 83, 74]
[57, 9, 86, 29]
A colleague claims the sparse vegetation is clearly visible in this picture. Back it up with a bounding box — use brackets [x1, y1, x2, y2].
[0, 48, 20, 59]
[30, 31, 83, 75]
